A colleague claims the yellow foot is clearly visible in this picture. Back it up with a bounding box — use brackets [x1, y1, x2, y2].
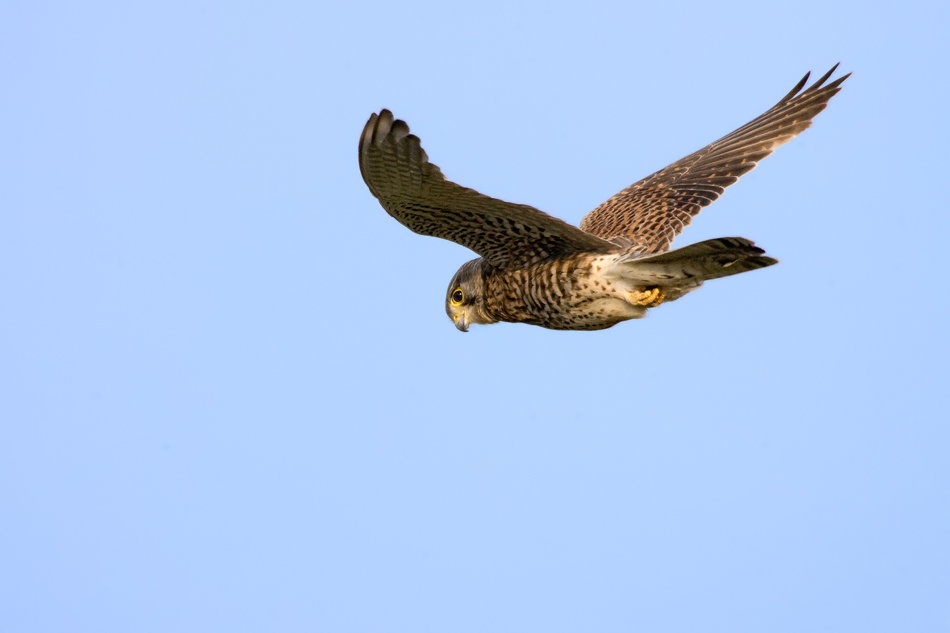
[628, 287, 666, 308]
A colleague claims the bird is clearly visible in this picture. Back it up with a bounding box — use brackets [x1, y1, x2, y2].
[359, 65, 849, 332]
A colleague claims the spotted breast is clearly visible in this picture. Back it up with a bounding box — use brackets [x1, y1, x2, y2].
[482, 254, 645, 331]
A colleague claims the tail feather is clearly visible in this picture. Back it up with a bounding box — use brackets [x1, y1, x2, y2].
[617, 237, 778, 286]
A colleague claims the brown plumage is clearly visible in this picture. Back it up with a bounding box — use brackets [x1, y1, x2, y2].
[359, 110, 615, 272]
[359, 66, 850, 331]
[579, 65, 850, 254]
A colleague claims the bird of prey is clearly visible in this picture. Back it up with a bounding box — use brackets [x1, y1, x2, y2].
[359, 66, 849, 331]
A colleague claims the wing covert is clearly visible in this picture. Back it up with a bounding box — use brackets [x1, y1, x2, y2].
[360, 110, 616, 271]
[579, 65, 850, 254]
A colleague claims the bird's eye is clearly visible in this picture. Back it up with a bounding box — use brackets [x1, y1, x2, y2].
[451, 289, 464, 305]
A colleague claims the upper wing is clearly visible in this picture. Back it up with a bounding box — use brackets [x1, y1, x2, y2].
[579, 65, 850, 254]
[360, 110, 616, 271]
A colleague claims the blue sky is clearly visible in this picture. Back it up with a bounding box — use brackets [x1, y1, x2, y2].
[2, 1, 948, 631]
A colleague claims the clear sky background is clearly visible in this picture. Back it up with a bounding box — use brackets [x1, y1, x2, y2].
[2, 1, 948, 631]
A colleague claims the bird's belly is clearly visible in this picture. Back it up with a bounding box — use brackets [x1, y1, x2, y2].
[537, 296, 646, 330]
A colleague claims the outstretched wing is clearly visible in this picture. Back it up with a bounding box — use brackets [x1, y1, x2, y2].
[360, 110, 616, 271]
[579, 65, 850, 254]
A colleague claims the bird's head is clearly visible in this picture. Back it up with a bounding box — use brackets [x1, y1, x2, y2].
[445, 259, 494, 332]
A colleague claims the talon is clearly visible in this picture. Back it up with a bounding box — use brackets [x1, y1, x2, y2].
[628, 287, 665, 308]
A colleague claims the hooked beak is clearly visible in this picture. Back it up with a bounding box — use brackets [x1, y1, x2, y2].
[453, 313, 469, 332]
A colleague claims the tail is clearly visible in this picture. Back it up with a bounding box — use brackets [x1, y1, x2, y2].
[616, 237, 777, 293]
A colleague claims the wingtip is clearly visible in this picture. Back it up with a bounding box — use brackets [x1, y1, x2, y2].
[777, 71, 810, 105]
[359, 110, 398, 194]
[776, 64, 850, 106]
[390, 118, 410, 142]
[805, 63, 841, 92]
[359, 111, 379, 155]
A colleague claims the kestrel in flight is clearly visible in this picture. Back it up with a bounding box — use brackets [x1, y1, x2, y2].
[360, 65, 849, 331]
